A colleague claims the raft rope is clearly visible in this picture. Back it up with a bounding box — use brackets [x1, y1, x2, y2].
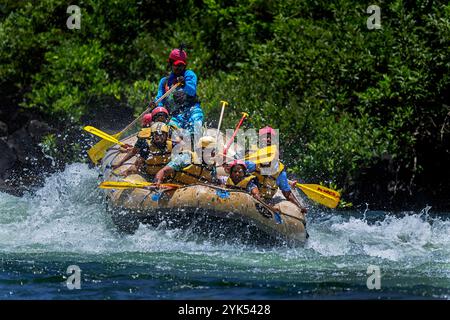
[193, 183, 306, 225]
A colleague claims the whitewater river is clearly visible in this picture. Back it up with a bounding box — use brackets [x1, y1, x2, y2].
[0, 163, 449, 299]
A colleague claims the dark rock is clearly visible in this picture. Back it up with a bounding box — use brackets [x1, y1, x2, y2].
[0, 121, 7, 137]
[0, 139, 17, 176]
[27, 119, 53, 140]
[7, 127, 39, 165]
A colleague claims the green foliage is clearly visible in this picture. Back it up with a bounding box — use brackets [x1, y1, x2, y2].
[40, 133, 58, 159]
[26, 39, 121, 120]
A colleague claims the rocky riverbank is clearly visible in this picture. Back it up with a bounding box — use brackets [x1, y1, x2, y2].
[0, 116, 57, 195]
[0, 102, 134, 196]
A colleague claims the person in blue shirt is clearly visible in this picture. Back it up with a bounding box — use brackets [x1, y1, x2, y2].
[245, 126, 307, 213]
[150, 46, 203, 138]
[153, 136, 218, 187]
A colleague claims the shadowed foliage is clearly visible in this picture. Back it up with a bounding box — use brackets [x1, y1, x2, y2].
[1, 0, 449, 209]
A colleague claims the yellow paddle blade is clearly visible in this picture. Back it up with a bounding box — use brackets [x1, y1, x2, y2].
[84, 126, 125, 145]
[245, 145, 277, 160]
[244, 145, 277, 164]
[87, 138, 117, 164]
[99, 181, 181, 190]
[84, 127, 124, 164]
[217, 150, 275, 166]
[296, 183, 341, 209]
[246, 153, 276, 164]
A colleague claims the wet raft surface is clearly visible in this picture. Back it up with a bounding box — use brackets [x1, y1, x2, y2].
[101, 134, 307, 245]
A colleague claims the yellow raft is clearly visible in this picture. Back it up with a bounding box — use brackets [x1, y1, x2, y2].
[100, 134, 308, 245]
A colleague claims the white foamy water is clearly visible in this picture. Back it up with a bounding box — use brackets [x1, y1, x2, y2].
[0, 164, 252, 255]
[0, 163, 449, 299]
[0, 163, 449, 267]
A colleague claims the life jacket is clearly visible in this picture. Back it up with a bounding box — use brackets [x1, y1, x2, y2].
[164, 74, 199, 111]
[253, 161, 285, 199]
[137, 128, 173, 175]
[170, 151, 214, 185]
[225, 175, 258, 191]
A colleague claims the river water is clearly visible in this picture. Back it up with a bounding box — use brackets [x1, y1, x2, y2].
[0, 163, 449, 299]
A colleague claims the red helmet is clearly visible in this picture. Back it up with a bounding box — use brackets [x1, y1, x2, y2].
[142, 113, 152, 126]
[229, 159, 247, 171]
[151, 107, 169, 118]
[259, 126, 277, 137]
[168, 48, 187, 64]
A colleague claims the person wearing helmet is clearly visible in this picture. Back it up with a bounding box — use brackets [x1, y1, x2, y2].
[153, 136, 218, 187]
[113, 122, 174, 177]
[151, 107, 169, 123]
[221, 160, 261, 197]
[245, 126, 307, 213]
[149, 106, 184, 143]
[142, 113, 153, 127]
[117, 113, 153, 154]
[149, 46, 203, 138]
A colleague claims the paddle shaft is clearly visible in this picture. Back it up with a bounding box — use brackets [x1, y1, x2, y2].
[99, 181, 181, 190]
[223, 112, 248, 156]
[215, 101, 228, 150]
[121, 82, 181, 133]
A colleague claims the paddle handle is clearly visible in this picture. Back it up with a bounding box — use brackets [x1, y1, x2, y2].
[215, 101, 228, 144]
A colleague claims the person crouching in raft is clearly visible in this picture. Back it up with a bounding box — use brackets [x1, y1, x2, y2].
[220, 160, 264, 202]
[150, 106, 182, 142]
[153, 136, 218, 187]
[113, 122, 174, 177]
[118, 113, 153, 153]
[246, 126, 307, 213]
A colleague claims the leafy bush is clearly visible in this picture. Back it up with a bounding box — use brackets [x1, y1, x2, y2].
[1, 0, 449, 207]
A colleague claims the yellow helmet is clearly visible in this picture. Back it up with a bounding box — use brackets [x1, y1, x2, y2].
[197, 136, 216, 149]
[150, 121, 169, 134]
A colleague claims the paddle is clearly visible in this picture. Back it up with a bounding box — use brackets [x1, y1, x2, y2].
[84, 126, 129, 147]
[87, 82, 181, 164]
[216, 147, 276, 168]
[223, 112, 249, 157]
[99, 181, 182, 190]
[244, 145, 277, 161]
[214, 100, 228, 153]
[291, 182, 341, 209]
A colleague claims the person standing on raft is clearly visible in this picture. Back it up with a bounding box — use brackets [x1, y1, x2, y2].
[149, 45, 204, 139]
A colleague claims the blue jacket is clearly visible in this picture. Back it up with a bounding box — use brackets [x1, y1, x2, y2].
[245, 160, 291, 192]
[155, 70, 198, 107]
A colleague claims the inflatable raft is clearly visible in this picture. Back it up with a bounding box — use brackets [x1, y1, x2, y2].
[100, 134, 308, 245]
